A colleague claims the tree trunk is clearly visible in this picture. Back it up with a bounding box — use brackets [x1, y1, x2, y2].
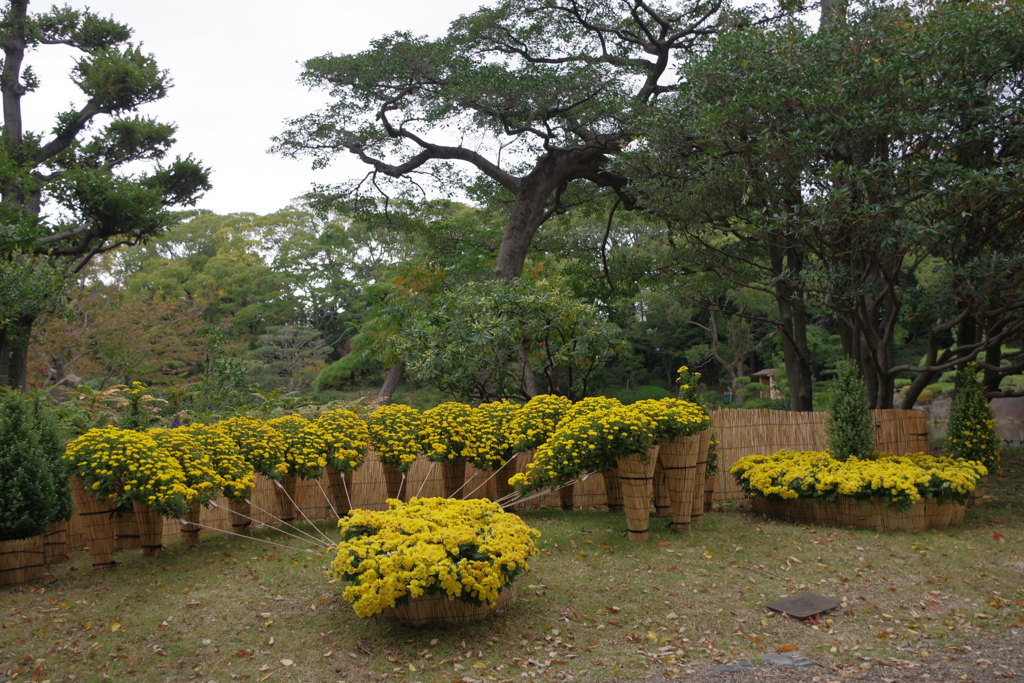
[377, 362, 404, 404]
[493, 148, 607, 281]
[819, 0, 848, 30]
[769, 243, 814, 411]
[494, 188, 554, 280]
[983, 334, 1003, 393]
[0, 315, 33, 390]
[517, 344, 539, 398]
[901, 368, 939, 409]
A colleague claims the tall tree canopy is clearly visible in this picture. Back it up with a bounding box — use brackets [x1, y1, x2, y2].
[273, 0, 778, 281]
[627, 0, 1024, 408]
[0, 0, 210, 389]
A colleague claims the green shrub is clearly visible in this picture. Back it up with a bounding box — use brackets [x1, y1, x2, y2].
[0, 391, 72, 542]
[825, 357, 875, 461]
[31, 396, 74, 524]
[944, 362, 1000, 469]
[632, 385, 672, 402]
[925, 382, 956, 397]
[739, 397, 789, 410]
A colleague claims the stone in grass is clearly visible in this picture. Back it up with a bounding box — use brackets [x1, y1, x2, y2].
[708, 651, 822, 675]
[764, 592, 839, 619]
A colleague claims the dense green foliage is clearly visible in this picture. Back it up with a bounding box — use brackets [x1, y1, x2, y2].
[0, 391, 72, 541]
[944, 363, 1001, 469]
[825, 358, 876, 461]
[11, 0, 1024, 429]
[626, 0, 1024, 409]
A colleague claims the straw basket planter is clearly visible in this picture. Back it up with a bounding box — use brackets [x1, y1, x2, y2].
[0, 535, 46, 586]
[114, 508, 141, 550]
[273, 474, 300, 523]
[616, 445, 661, 542]
[689, 430, 712, 528]
[967, 476, 988, 508]
[43, 520, 69, 565]
[603, 469, 624, 512]
[652, 461, 671, 517]
[658, 434, 705, 533]
[180, 499, 202, 547]
[70, 476, 117, 571]
[493, 456, 518, 507]
[227, 498, 252, 534]
[325, 466, 352, 517]
[382, 586, 517, 627]
[441, 457, 467, 499]
[133, 502, 164, 557]
[381, 463, 408, 502]
[751, 496, 966, 532]
[703, 471, 718, 513]
[559, 483, 574, 510]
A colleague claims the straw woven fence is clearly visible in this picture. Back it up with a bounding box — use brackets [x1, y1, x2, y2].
[709, 408, 930, 503]
[64, 408, 930, 550]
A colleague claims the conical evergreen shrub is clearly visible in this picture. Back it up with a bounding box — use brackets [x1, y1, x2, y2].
[944, 362, 1000, 469]
[825, 358, 876, 461]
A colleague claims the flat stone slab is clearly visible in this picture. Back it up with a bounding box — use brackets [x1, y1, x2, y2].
[709, 650, 822, 676]
[761, 650, 821, 667]
[765, 592, 839, 619]
[708, 660, 756, 675]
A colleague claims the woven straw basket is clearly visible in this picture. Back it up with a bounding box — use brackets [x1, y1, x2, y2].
[752, 496, 966, 532]
[227, 497, 253, 534]
[180, 499, 202, 547]
[273, 474, 300, 523]
[134, 502, 164, 557]
[382, 585, 517, 627]
[381, 462, 408, 502]
[616, 445, 661, 542]
[70, 476, 117, 570]
[658, 435, 702, 532]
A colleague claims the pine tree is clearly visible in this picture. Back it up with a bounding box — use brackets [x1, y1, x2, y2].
[944, 362, 1000, 469]
[826, 358, 876, 461]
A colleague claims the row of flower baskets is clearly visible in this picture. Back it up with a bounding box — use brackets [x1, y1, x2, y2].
[64, 395, 714, 520]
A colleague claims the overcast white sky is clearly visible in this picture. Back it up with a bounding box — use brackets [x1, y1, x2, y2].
[25, 1, 487, 216]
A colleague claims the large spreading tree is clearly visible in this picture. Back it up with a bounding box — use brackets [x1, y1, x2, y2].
[0, 1, 210, 389]
[272, 0, 779, 282]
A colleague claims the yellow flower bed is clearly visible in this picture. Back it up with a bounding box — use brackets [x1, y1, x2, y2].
[218, 416, 291, 480]
[366, 404, 422, 472]
[507, 394, 572, 453]
[265, 414, 328, 479]
[64, 426, 193, 518]
[730, 450, 987, 510]
[316, 409, 370, 473]
[421, 402, 480, 463]
[182, 424, 254, 501]
[510, 404, 656, 492]
[632, 397, 711, 439]
[471, 400, 520, 471]
[329, 497, 540, 618]
[150, 427, 223, 503]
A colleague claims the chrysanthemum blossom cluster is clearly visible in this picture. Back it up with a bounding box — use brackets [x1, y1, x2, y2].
[509, 398, 711, 492]
[329, 497, 540, 618]
[730, 450, 987, 510]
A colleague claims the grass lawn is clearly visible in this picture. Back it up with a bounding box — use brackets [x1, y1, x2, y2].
[2, 450, 1023, 682]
